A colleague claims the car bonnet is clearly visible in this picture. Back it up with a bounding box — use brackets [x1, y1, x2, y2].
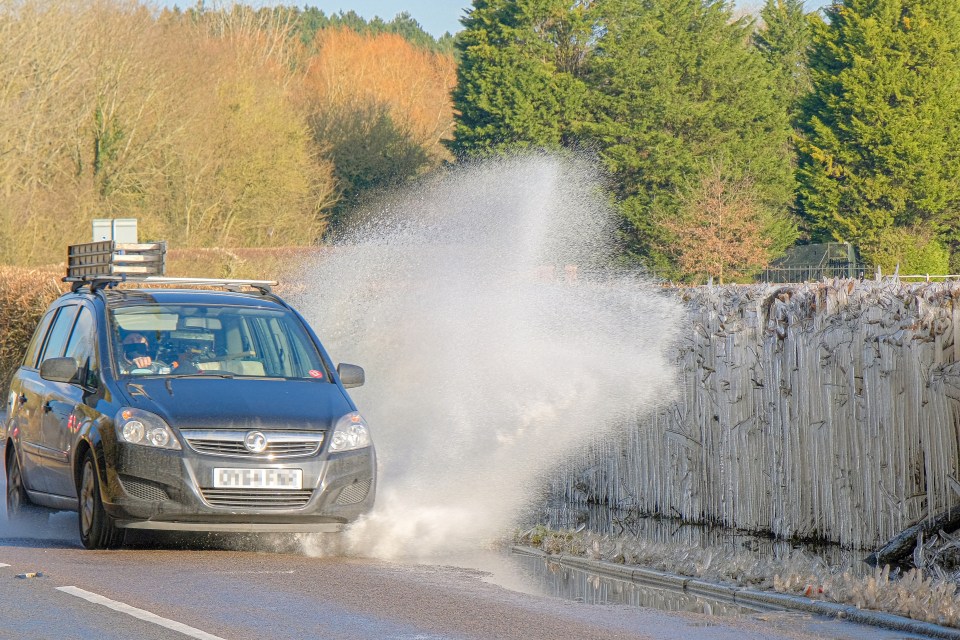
[118, 377, 354, 431]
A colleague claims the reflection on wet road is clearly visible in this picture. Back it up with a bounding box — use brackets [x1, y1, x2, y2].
[506, 552, 758, 615]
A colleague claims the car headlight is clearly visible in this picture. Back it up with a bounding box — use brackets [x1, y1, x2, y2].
[329, 412, 372, 452]
[115, 408, 181, 450]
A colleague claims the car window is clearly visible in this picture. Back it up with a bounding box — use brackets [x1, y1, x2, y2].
[22, 309, 56, 369]
[65, 306, 99, 387]
[37, 305, 79, 364]
[110, 304, 330, 379]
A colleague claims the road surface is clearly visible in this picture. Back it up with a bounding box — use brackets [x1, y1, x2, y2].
[0, 513, 939, 640]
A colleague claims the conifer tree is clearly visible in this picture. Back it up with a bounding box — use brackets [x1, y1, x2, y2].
[583, 0, 795, 278]
[796, 0, 960, 261]
[754, 0, 813, 122]
[448, 0, 590, 156]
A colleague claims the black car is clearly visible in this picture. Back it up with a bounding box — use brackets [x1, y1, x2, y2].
[3, 243, 375, 549]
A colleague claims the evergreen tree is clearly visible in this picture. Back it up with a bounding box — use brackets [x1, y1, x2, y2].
[292, 8, 454, 54]
[754, 0, 814, 122]
[583, 0, 796, 278]
[448, 0, 591, 156]
[796, 0, 960, 259]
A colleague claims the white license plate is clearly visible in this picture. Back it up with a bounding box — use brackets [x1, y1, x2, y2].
[213, 468, 303, 489]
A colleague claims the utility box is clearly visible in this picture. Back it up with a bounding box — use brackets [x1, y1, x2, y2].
[92, 218, 138, 243]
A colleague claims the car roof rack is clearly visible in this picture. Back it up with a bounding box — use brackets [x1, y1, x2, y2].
[63, 241, 277, 294]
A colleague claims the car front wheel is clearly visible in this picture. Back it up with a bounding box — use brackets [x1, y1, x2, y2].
[78, 451, 124, 550]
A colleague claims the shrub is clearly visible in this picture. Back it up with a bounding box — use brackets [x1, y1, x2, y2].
[0, 266, 64, 394]
[861, 225, 950, 276]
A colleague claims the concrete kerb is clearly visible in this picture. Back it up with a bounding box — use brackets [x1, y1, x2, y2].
[511, 545, 960, 640]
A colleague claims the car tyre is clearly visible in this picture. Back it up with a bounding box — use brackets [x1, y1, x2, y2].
[78, 450, 124, 550]
[5, 448, 47, 526]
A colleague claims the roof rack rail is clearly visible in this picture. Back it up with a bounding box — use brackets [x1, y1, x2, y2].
[65, 275, 277, 294]
[63, 241, 277, 293]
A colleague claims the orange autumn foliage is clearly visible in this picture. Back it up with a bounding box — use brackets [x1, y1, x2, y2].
[662, 165, 772, 284]
[303, 27, 457, 162]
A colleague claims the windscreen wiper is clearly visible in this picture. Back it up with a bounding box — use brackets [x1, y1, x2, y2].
[165, 372, 235, 379]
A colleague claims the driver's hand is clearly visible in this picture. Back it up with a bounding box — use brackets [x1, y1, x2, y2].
[132, 356, 153, 369]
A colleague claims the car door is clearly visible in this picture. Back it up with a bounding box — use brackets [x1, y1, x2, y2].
[42, 304, 100, 498]
[23, 304, 78, 494]
[9, 307, 57, 494]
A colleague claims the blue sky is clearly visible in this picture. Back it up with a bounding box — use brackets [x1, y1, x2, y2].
[165, 2, 834, 38]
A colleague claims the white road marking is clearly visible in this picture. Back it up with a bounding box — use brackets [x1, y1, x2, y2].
[0, 563, 9, 568]
[56, 586, 226, 640]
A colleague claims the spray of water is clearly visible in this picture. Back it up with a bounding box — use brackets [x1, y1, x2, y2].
[290, 154, 684, 560]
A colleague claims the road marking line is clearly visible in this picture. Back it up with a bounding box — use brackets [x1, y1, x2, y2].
[56, 586, 226, 640]
[0, 563, 9, 568]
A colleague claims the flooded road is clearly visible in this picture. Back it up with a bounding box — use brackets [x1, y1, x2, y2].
[0, 529, 937, 640]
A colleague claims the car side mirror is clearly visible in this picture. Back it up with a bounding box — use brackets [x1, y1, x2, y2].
[337, 363, 365, 388]
[40, 357, 80, 384]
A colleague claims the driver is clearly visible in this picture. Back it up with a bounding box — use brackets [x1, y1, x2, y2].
[120, 333, 170, 374]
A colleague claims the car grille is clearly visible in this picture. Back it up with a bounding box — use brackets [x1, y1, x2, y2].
[180, 430, 324, 459]
[335, 480, 372, 505]
[199, 488, 314, 509]
[120, 476, 169, 501]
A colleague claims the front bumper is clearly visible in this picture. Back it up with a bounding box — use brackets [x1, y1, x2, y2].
[101, 441, 376, 533]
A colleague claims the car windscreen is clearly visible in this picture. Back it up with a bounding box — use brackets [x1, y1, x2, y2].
[109, 304, 330, 380]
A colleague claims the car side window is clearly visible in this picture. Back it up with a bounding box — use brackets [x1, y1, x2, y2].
[37, 305, 79, 364]
[22, 309, 56, 369]
[65, 307, 99, 387]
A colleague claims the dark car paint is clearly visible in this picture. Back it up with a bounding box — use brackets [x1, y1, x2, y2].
[3, 287, 375, 532]
[117, 378, 354, 431]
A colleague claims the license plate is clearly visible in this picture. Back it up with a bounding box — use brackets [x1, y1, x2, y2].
[213, 468, 303, 489]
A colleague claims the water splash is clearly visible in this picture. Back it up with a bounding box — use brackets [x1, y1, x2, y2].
[292, 154, 683, 559]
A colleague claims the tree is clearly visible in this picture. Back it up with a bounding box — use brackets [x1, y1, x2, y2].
[582, 0, 796, 278]
[754, 0, 814, 122]
[0, 1, 339, 264]
[448, 0, 591, 156]
[796, 0, 960, 255]
[303, 28, 456, 161]
[298, 28, 457, 221]
[661, 164, 773, 283]
[864, 224, 950, 276]
[291, 8, 454, 54]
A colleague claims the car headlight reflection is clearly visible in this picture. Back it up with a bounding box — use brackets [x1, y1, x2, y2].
[115, 408, 181, 450]
[329, 412, 372, 452]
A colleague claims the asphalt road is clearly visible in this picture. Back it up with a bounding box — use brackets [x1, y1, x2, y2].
[0, 509, 942, 640]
